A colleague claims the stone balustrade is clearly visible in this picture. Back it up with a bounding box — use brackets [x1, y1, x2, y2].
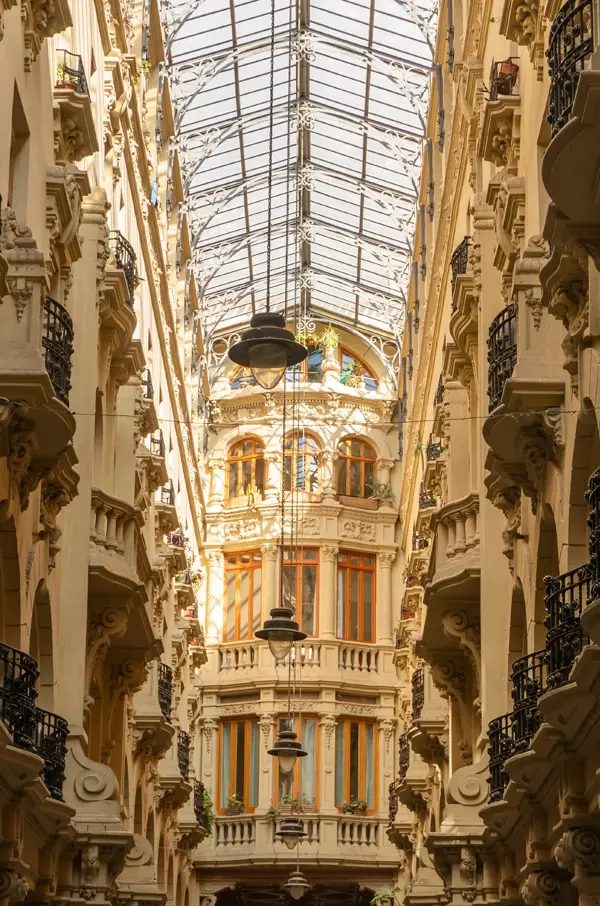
[337, 816, 382, 847]
[90, 487, 139, 564]
[338, 643, 379, 673]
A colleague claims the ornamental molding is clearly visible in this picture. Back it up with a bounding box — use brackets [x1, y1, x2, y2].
[341, 519, 376, 542]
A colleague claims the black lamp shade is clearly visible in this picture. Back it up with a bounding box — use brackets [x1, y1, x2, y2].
[228, 312, 307, 390]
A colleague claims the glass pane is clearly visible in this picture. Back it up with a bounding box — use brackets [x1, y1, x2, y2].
[308, 455, 319, 492]
[351, 440, 362, 456]
[349, 460, 361, 497]
[239, 571, 249, 639]
[296, 454, 306, 490]
[221, 723, 231, 809]
[305, 550, 318, 561]
[350, 571, 359, 640]
[283, 564, 297, 612]
[242, 459, 252, 492]
[337, 569, 346, 638]
[229, 461, 238, 498]
[302, 565, 317, 636]
[302, 719, 317, 806]
[307, 348, 323, 381]
[242, 440, 253, 455]
[284, 455, 292, 491]
[349, 722, 359, 800]
[249, 722, 259, 807]
[255, 457, 264, 492]
[337, 459, 347, 495]
[335, 722, 344, 805]
[363, 572, 373, 642]
[364, 445, 375, 461]
[365, 460, 375, 491]
[365, 724, 374, 808]
[252, 567, 262, 635]
[236, 722, 245, 805]
[226, 571, 236, 641]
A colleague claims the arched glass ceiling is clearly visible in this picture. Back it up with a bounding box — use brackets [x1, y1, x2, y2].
[165, 0, 436, 353]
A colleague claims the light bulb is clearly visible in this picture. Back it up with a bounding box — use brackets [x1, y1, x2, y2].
[249, 341, 287, 390]
[288, 886, 304, 901]
[268, 636, 293, 662]
[283, 835, 299, 850]
[278, 751, 297, 775]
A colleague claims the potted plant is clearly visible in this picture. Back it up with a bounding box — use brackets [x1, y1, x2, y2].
[340, 359, 365, 388]
[278, 794, 301, 815]
[224, 794, 243, 816]
[366, 476, 396, 505]
[341, 798, 368, 815]
[201, 789, 216, 837]
[370, 888, 400, 906]
[316, 324, 339, 353]
[56, 60, 78, 90]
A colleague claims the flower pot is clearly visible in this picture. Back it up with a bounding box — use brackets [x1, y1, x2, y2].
[224, 805, 243, 816]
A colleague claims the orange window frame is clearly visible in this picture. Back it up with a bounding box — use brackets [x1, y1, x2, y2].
[226, 438, 264, 499]
[284, 432, 321, 492]
[337, 552, 376, 642]
[273, 715, 320, 806]
[223, 551, 262, 642]
[336, 438, 376, 498]
[217, 718, 259, 813]
[335, 718, 378, 813]
[282, 548, 319, 637]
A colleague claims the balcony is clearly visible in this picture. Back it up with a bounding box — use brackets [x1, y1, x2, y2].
[338, 643, 379, 673]
[419, 485, 437, 510]
[89, 488, 145, 600]
[511, 650, 547, 753]
[131, 661, 175, 759]
[450, 237, 470, 301]
[487, 713, 513, 803]
[109, 231, 137, 305]
[398, 732, 410, 784]
[194, 779, 206, 824]
[478, 58, 520, 167]
[53, 50, 98, 162]
[487, 303, 517, 412]
[426, 435, 443, 461]
[32, 708, 69, 800]
[0, 642, 39, 751]
[141, 368, 153, 400]
[411, 669, 424, 723]
[156, 480, 178, 536]
[542, 0, 599, 223]
[157, 663, 173, 722]
[545, 564, 591, 688]
[177, 729, 190, 781]
[43, 296, 74, 406]
[435, 373, 445, 406]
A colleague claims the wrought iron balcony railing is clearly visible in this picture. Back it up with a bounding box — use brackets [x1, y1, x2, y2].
[0, 642, 39, 750]
[547, 0, 594, 136]
[150, 431, 165, 458]
[142, 368, 154, 400]
[587, 466, 600, 603]
[450, 236, 470, 295]
[388, 778, 400, 823]
[426, 434, 443, 461]
[33, 708, 69, 800]
[160, 480, 175, 507]
[487, 303, 517, 411]
[411, 668, 424, 723]
[412, 529, 429, 551]
[398, 732, 410, 784]
[489, 57, 520, 101]
[487, 713, 513, 803]
[168, 530, 186, 549]
[56, 49, 89, 94]
[43, 296, 74, 406]
[510, 649, 547, 753]
[194, 779, 206, 824]
[177, 729, 190, 780]
[419, 485, 436, 509]
[157, 663, 173, 722]
[544, 563, 591, 689]
[108, 230, 137, 304]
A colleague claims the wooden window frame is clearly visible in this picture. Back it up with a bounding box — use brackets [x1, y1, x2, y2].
[226, 437, 265, 500]
[223, 550, 262, 642]
[217, 717, 259, 814]
[283, 432, 321, 492]
[335, 718, 378, 814]
[336, 437, 376, 499]
[273, 715, 319, 807]
[337, 551, 376, 642]
[282, 547, 319, 637]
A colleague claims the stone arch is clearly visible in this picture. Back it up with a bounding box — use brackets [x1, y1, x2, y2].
[566, 399, 600, 567]
[532, 504, 559, 650]
[330, 427, 393, 462]
[29, 580, 54, 710]
[0, 516, 21, 648]
[507, 579, 526, 699]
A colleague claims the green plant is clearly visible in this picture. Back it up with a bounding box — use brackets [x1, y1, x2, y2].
[227, 794, 243, 808]
[366, 476, 396, 505]
[202, 789, 216, 837]
[316, 324, 339, 351]
[341, 798, 368, 813]
[370, 889, 400, 906]
[295, 329, 319, 347]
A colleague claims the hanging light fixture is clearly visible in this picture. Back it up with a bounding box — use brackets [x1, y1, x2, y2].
[255, 604, 307, 662]
[268, 726, 307, 775]
[228, 312, 307, 390]
[277, 816, 307, 849]
[285, 870, 310, 901]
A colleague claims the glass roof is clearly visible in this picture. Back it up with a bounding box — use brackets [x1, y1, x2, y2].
[165, 0, 436, 358]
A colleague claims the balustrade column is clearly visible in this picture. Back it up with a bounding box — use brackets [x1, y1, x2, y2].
[261, 543, 279, 625]
[320, 546, 339, 639]
[378, 551, 396, 645]
[205, 550, 224, 644]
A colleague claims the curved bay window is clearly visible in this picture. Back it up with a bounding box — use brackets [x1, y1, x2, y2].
[219, 718, 259, 812]
[284, 432, 320, 492]
[276, 716, 318, 806]
[335, 719, 377, 811]
[227, 438, 265, 499]
[283, 548, 319, 636]
[337, 438, 376, 499]
[224, 551, 262, 641]
[337, 552, 375, 642]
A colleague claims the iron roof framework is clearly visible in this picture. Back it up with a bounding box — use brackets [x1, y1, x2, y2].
[165, 0, 436, 385]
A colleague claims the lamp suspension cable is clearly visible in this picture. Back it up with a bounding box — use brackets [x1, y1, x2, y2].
[265, 0, 276, 312]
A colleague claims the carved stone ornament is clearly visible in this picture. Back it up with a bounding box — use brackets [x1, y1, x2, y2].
[522, 871, 564, 906]
[0, 871, 30, 906]
[320, 713, 336, 773]
[342, 519, 376, 542]
[22, 0, 71, 71]
[555, 827, 600, 878]
[0, 208, 45, 323]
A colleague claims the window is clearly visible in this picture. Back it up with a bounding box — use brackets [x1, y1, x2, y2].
[335, 719, 376, 811]
[337, 552, 375, 642]
[224, 551, 262, 641]
[284, 432, 320, 492]
[227, 438, 264, 499]
[232, 347, 378, 389]
[283, 548, 319, 636]
[336, 438, 376, 498]
[219, 718, 259, 811]
[276, 716, 318, 805]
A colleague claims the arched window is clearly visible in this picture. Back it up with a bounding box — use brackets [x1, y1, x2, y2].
[227, 438, 265, 499]
[284, 432, 320, 492]
[336, 438, 376, 498]
[232, 346, 378, 390]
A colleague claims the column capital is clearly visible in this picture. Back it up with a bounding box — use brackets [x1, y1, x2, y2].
[261, 542, 279, 561]
[321, 544, 339, 562]
[377, 457, 395, 469]
[206, 550, 222, 565]
[379, 549, 397, 567]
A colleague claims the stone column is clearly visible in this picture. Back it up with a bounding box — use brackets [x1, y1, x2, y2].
[200, 716, 219, 791]
[263, 451, 280, 501]
[318, 713, 337, 811]
[261, 543, 279, 624]
[378, 550, 396, 645]
[207, 457, 225, 512]
[205, 550, 224, 644]
[378, 718, 396, 814]
[320, 545, 339, 639]
[321, 450, 338, 502]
